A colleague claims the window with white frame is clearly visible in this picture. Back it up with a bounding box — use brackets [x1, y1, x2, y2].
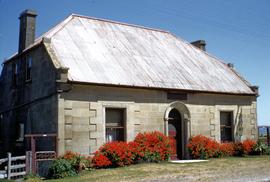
[105, 108, 125, 142]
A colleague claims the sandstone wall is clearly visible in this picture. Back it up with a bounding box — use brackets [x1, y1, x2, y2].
[58, 84, 257, 155]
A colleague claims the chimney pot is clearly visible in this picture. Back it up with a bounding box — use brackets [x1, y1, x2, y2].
[18, 9, 37, 53]
[227, 63, 234, 68]
[250, 86, 259, 96]
[191, 40, 206, 51]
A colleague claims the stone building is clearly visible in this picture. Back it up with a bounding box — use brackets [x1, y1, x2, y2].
[0, 10, 258, 159]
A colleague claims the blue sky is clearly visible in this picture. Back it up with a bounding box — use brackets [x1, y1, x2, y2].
[0, 0, 269, 125]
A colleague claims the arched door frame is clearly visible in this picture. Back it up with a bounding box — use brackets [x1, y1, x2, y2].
[164, 101, 191, 159]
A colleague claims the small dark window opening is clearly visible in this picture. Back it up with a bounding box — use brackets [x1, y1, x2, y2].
[167, 92, 187, 100]
[16, 122, 24, 142]
[26, 57, 32, 81]
[105, 108, 125, 142]
[12, 63, 18, 87]
[0, 114, 2, 142]
[220, 111, 233, 142]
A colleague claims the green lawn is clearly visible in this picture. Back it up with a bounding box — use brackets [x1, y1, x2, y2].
[44, 156, 270, 182]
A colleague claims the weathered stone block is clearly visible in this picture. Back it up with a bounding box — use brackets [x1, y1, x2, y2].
[210, 130, 215, 137]
[72, 108, 92, 117]
[72, 101, 90, 109]
[210, 118, 215, 125]
[65, 125, 72, 139]
[89, 146, 99, 154]
[90, 131, 103, 139]
[90, 102, 99, 110]
[89, 124, 97, 131]
[89, 138, 97, 146]
[65, 115, 72, 124]
[64, 100, 73, 109]
[210, 124, 215, 130]
[250, 109, 256, 114]
[72, 116, 89, 124]
[251, 128, 257, 135]
[89, 110, 97, 118]
[72, 125, 89, 132]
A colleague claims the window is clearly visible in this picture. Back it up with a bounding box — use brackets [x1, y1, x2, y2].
[16, 123, 24, 142]
[105, 108, 125, 142]
[12, 62, 18, 86]
[0, 114, 2, 142]
[220, 111, 233, 142]
[26, 57, 32, 81]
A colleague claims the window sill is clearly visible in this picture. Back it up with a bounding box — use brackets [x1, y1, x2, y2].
[16, 138, 24, 142]
[25, 79, 32, 84]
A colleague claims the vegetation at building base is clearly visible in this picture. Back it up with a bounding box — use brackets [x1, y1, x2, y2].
[48, 131, 175, 179]
[47, 151, 91, 179]
[46, 132, 270, 179]
[187, 134, 270, 159]
[45, 156, 270, 182]
[92, 131, 175, 168]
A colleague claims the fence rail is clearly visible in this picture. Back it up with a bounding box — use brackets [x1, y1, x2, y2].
[0, 152, 28, 180]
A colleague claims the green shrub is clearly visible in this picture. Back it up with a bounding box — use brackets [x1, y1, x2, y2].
[253, 142, 270, 155]
[24, 173, 42, 182]
[48, 158, 77, 179]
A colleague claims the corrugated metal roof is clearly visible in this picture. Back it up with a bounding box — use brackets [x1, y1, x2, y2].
[33, 14, 257, 94]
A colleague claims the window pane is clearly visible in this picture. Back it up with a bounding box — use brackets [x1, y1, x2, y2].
[105, 108, 124, 127]
[26, 57, 32, 80]
[220, 111, 233, 142]
[105, 108, 125, 142]
[221, 128, 232, 141]
[220, 112, 232, 126]
[106, 128, 124, 142]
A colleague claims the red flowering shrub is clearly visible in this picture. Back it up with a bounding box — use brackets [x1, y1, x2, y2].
[187, 135, 221, 159]
[188, 135, 259, 158]
[233, 142, 244, 156]
[98, 141, 135, 167]
[220, 142, 235, 157]
[92, 151, 112, 168]
[92, 131, 174, 168]
[134, 131, 174, 162]
[128, 141, 144, 161]
[242, 139, 256, 155]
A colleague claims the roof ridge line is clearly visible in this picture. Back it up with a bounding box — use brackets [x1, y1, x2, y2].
[71, 14, 170, 34]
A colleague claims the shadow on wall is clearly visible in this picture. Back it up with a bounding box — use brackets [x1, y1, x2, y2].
[235, 107, 243, 141]
[60, 84, 255, 106]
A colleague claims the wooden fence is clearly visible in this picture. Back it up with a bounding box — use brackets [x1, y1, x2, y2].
[0, 152, 30, 180]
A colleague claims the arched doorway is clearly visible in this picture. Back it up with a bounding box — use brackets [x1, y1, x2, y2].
[168, 108, 183, 159]
[164, 101, 191, 159]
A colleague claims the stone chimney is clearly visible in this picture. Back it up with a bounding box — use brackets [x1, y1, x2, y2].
[18, 9, 37, 53]
[191, 40, 206, 51]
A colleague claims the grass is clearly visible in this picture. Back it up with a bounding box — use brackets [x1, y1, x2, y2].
[43, 156, 270, 182]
